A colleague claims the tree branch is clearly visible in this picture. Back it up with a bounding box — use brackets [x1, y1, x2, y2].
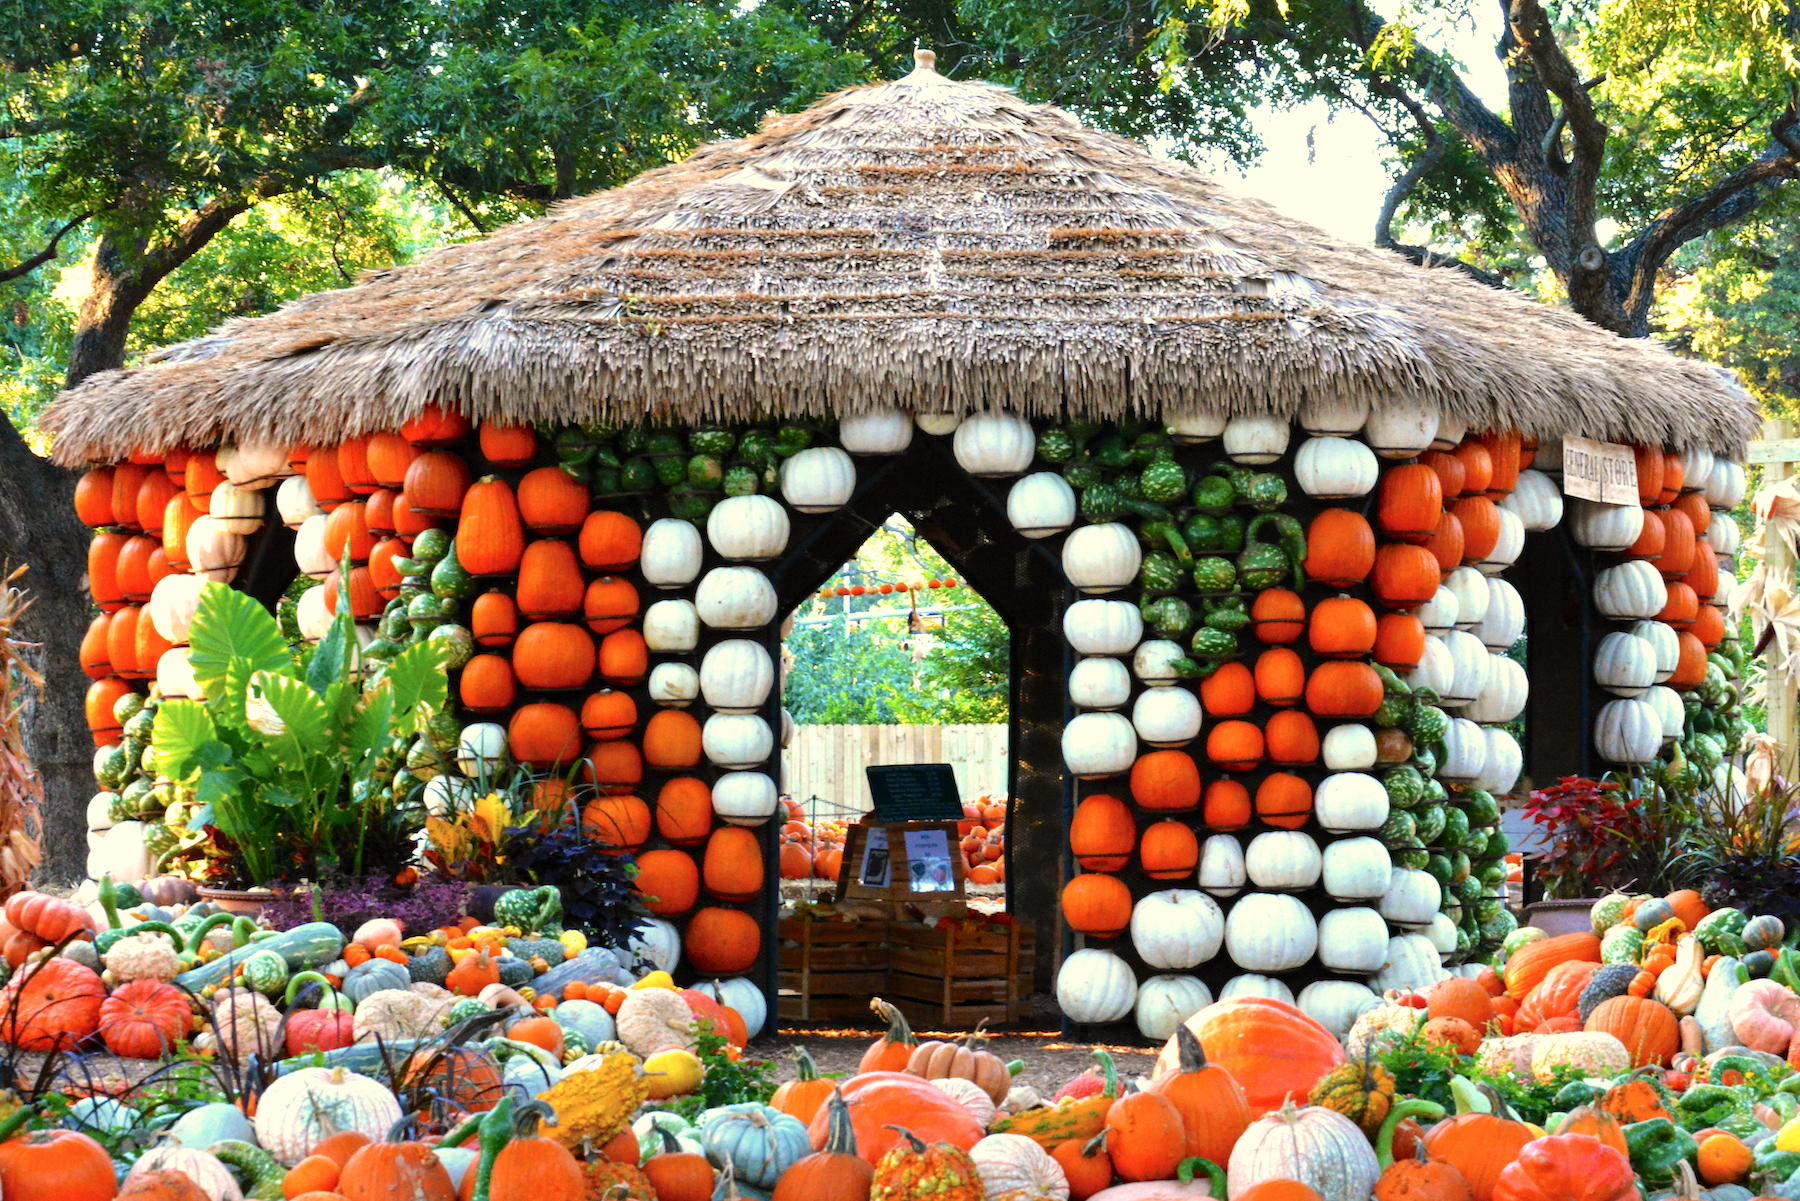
[0, 213, 92, 284]
[1371, 81, 1447, 250]
[1507, 0, 1609, 288]
[433, 178, 489, 234]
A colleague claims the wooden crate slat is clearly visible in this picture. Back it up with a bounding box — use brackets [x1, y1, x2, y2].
[779, 995, 876, 1022]
[779, 970, 887, 995]
[888, 969, 1028, 1004]
[778, 945, 886, 970]
[891, 997, 1013, 1029]
[777, 920, 889, 944]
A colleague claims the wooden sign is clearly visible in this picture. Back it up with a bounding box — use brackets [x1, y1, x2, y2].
[837, 817, 966, 904]
[1561, 437, 1638, 505]
[866, 764, 964, 822]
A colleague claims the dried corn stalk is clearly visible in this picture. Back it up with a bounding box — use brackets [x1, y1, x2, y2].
[0, 565, 44, 895]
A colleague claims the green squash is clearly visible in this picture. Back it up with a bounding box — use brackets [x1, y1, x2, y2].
[1377, 810, 1417, 847]
[1439, 806, 1470, 850]
[1406, 703, 1450, 745]
[1141, 596, 1195, 637]
[1457, 789, 1500, 825]
[428, 624, 475, 670]
[1502, 926, 1548, 958]
[1189, 627, 1238, 660]
[240, 948, 290, 996]
[1384, 767, 1424, 810]
[1191, 556, 1237, 594]
[1140, 452, 1187, 503]
[1140, 552, 1185, 593]
[1600, 925, 1646, 965]
[411, 527, 452, 562]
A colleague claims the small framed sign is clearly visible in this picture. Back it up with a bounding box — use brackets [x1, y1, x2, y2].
[1561, 437, 1639, 505]
[866, 764, 964, 822]
[837, 818, 967, 904]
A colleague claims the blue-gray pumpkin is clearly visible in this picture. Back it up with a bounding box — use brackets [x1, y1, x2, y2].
[342, 958, 411, 1004]
[699, 1103, 810, 1190]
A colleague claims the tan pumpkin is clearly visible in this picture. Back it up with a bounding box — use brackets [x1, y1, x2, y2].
[905, 1020, 1017, 1104]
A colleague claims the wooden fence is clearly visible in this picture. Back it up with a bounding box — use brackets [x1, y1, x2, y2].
[782, 724, 1010, 814]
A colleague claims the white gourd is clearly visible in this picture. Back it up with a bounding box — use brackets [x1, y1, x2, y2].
[914, 411, 962, 436]
[1134, 975, 1213, 1042]
[647, 662, 700, 708]
[1167, 412, 1228, 443]
[148, 572, 207, 645]
[456, 723, 508, 776]
[1416, 587, 1459, 636]
[1595, 697, 1662, 764]
[1594, 630, 1657, 697]
[1224, 891, 1317, 971]
[837, 408, 913, 454]
[1643, 685, 1684, 743]
[1372, 933, 1450, 994]
[1683, 447, 1715, 490]
[296, 586, 333, 642]
[1365, 399, 1440, 459]
[1704, 460, 1746, 510]
[970, 1134, 1071, 1201]
[1568, 497, 1646, 551]
[1061, 712, 1137, 778]
[1431, 415, 1467, 451]
[711, 772, 778, 826]
[1245, 830, 1322, 890]
[275, 475, 322, 528]
[1439, 629, 1492, 706]
[1320, 724, 1377, 771]
[702, 714, 773, 770]
[1061, 523, 1141, 593]
[699, 640, 774, 713]
[1313, 773, 1387, 832]
[1437, 718, 1488, 781]
[186, 515, 245, 583]
[91, 820, 155, 883]
[1500, 469, 1563, 531]
[779, 446, 856, 511]
[126, 1145, 245, 1201]
[1321, 839, 1392, 902]
[1316, 908, 1390, 973]
[156, 645, 204, 699]
[1007, 472, 1077, 538]
[253, 1066, 402, 1164]
[1055, 948, 1137, 1024]
[705, 495, 790, 562]
[1444, 567, 1489, 631]
[695, 566, 777, 629]
[219, 441, 290, 488]
[1707, 512, 1740, 558]
[1129, 889, 1226, 969]
[629, 919, 682, 973]
[208, 481, 266, 536]
[1297, 980, 1381, 1038]
[1463, 654, 1528, 724]
[1478, 507, 1524, 574]
[1295, 436, 1378, 498]
[642, 599, 700, 651]
[1069, 657, 1132, 709]
[640, 519, 704, 588]
[1594, 560, 1668, 619]
[1197, 834, 1246, 897]
[952, 412, 1036, 476]
[1222, 414, 1291, 464]
[1298, 396, 1370, 437]
[1476, 726, 1523, 794]
[1476, 577, 1526, 651]
[1063, 599, 1143, 654]
[1132, 639, 1187, 687]
[1379, 868, 1442, 927]
[1426, 913, 1460, 954]
[1226, 1095, 1380, 1201]
[1406, 635, 1454, 697]
[1219, 973, 1296, 1003]
[1131, 686, 1202, 747]
[293, 513, 333, 579]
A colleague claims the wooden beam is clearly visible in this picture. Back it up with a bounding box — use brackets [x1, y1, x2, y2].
[1745, 438, 1800, 465]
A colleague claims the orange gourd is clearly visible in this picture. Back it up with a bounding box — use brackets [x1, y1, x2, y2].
[86, 676, 135, 744]
[106, 605, 143, 678]
[1378, 463, 1443, 543]
[1453, 438, 1493, 496]
[513, 623, 594, 690]
[365, 432, 418, 488]
[458, 655, 518, 714]
[115, 534, 158, 602]
[1305, 660, 1384, 717]
[458, 477, 525, 575]
[1421, 1087, 1536, 1201]
[1503, 932, 1602, 999]
[302, 446, 350, 510]
[1130, 750, 1201, 810]
[1199, 661, 1255, 715]
[858, 998, 920, 1073]
[478, 424, 536, 466]
[1628, 509, 1666, 563]
[1660, 508, 1697, 579]
[1139, 819, 1199, 879]
[505, 703, 583, 768]
[322, 567, 381, 620]
[583, 576, 640, 635]
[703, 826, 764, 902]
[1062, 872, 1133, 939]
[1420, 449, 1466, 499]
[1371, 543, 1440, 610]
[136, 470, 180, 535]
[656, 778, 713, 847]
[1684, 543, 1720, 601]
[579, 510, 643, 570]
[1070, 794, 1135, 871]
[516, 466, 588, 535]
[1452, 496, 1501, 563]
[402, 449, 471, 517]
[772, 1047, 839, 1126]
[109, 462, 149, 528]
[1482, 431, 1521, 496]
[1265, 710, 1320, 766]
[1251, 589, 1306, 643]
[1634, 445, 1666, 505]
[1103, 1086, 1186, 1183]
[1691, 604, 1726, 649]
[1373, 613, 1426, 671]
[1254, 647, 1306, 706]
[1422, 509, 1465, 576]
[1202, 779, 1251, 831]
[1661, 450, 1687, 504]
[74, 467, 116, 527]
[324, 500, 375, 565]
[583, 740, 643, 794]
[597, 627, 649, 686]
[79, 614, 113, 680]
[472, 591, 519, 647]
[1308, 595, 1377, 658]
[684, 907, 760, 975]
[582, 794, 652, 852]
[335, 435, 378, 496]
[1255, 772, 1313, 829]
[1669, 631, 1708, 690]
[580, 690, 637, 740]
[1584, 995, 1680, 1067]
[368, 537, 406, 600]
[162, 494, 203, 571]
[88, 529, 129, 612]
[1303, 509, 1375, 588]
[1656, 581, 1699, 629]
[644, 709, 703, 770]
[1206, 720, 1264, 771]
[515, 539, 584, 620]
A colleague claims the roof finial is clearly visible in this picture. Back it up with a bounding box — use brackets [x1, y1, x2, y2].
[913, 46, 937, 74]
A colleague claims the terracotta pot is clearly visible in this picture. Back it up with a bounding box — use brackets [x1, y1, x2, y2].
[1524, 898, 1596, 937]
[197, 885, 284, 915]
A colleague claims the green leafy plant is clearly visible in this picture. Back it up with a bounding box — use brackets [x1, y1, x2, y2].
[666, 1029, 777, 1121]
[152, 567, 447, 885]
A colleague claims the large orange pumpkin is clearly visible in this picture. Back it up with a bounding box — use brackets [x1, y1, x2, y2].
[1153, 998, 1345, 1118]
[1130, 750, 1201, 810]
[459, 655, 518, 714]
[79, 614, 113, 680]
[457, 477, 525, 575]
[808, 1071, 983, 1164]
[596, 628, 649, 686]
[109, 462, 149, 528]
[1453, 439, 1493, 496]
[1684, 544, 1721, 602]
[478, 423, 537, 466]
[702, 826, 765, 902]
[1070, 794, 1135, 871]
[365, 432, 419, 488]
[1206, 720, 1264, 771]
[74, 467, 116, 527]
[1305, 661, 1383, 717]
[1419, 450, 1466, 499]
[1254, 772, 1313, 829]
[644, 710, 703, 770]
[582, 794, 651, 852]
[1451, 496, 1501, 563]
[513, 623, 595, 691]
[1140, 820, 1200, 879]
[516, 466, 589, 535]
[1199, 661, 1256, 715]
[472, 591, 519, 648]
[515, 540, 584, 620]
[1421, 1097, 1537, 1201]
[1373, 613, 1426, 671]
[1585, 995, 1681, 1067]
[1264, 710, 1320, 766]
[1254, 647, 1306, 706]
[579, 511, 643, 571]
[505, 703, 583, 768]
[684, 907, 760, 974]
[1250, 589, 1306, 643]
[655, 778, 713, 847]
[579, 690, 637, 741]
[403, 451, 472, 517]
[1302, 509, 1375, 588]
[1062, 872, 1133, 938]
[0, 957, 106, 1050]
[136, 471, 180, 535]
[583, 740, 642, 794]
[1668, 631, 1708, 690]
[1202, 779, 1252, 831]
[1371, 543, 1441, 610]
[1377, 463, 1443, 543]
[303, 445, 351, 510]
[583, 577, 639, 635]
[1503, 932, 1601, 1000]
[88, 529, 129, 612]
[1308, 596, 1377, 659]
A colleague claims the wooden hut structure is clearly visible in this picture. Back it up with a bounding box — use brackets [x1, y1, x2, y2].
[44, 51, 1759, 1034]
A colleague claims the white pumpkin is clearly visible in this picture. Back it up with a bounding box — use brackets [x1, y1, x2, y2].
[1478, 507, 1524, 574]
[1316, 908, 1390, 973]
[699, 640, 774, 714]
[1426, 912, 1460, 954]
[691, 977, 767, 1039]
[1379, 868, 1442, 928]
[1643, 684, 1685, 743]
[642, 599, 700, 651]
[641, 518, 704, 588]
[1055, 948, 1137, 1024]
[1222, 414, 1290, 464]
[1707, 512, 1741, 558]
[207, 481, 265, 535]
[1444, 567, 1489, 631]
[780, 446, 856, 511]
[219, 441, 290, 488]
[1313, 772, 1387, 832]
[1533, 437, 1564, 477]
[647, 662, 700, 708]
[1295, 437, 1378, 499]
[1007, 472, 1077, 539]
[1463, 654, 1528, 724]
[1061, 523, 1141, 593]
[275, 475, 322, 528]
[91, 820, 155, 883]
[950, 411, 1035, 477]
[1704, 459, 1747, 510]
[1129, 889, 1225, 970]
[149, 572, 207, 645]
[1223, 891, 1317, 970]
[837, 408, 913, 455]
[706, 495, 790, 561]
[1475, 577, 1526, 651]
[293, 513, 333, 579]
[1061, 712, 1137, 778]
[1226, 1097, 1380, 1201]
[295, 585, 333, 642]
[1438, 629, 1492, 706]
[1134, 975, 1213, 1042]
[712, 771, 778, 826]
[1431, 415, 1467, 451]
[1500, 469, 1563, 531]
[1365, 399, 1441, 459]
[1321, 724, 1377, 771]
[1595, 697, 1661, 764]
[127, 1144, 246, 1201]
[1167, 412, 1228, 443]
[629, 919, 682, 973]
[1131, 686, 1201, 747]
[915, 411, 962, 436]
[254, 1065, 403, 1164]
[1594, 630, 1657, 697]
[457, 722, 508, 777]
[1298, 396, 1370, 437]
[1569, 497, 1646, 551]
[1132, 639, 1187, 687]
[1476, 726, 1522, 795]
[1372, 933, 1449, 994]
[1322, 838, 1392, 902]
[702, 714, 773, 770]
[695, 566, 777, 629]
[1245, 831, 1322, 891]
[1416, 586, 1459, 636]
[1405, 635, 1454, 697]
[422, 774, 473, 817]
[1594, 559, 1668, 619]
[1063, 598, 1143, 655]
[1297, 980, 1381, 1038]
[1438, 718, 1488, 782]
[1682, 447, 1716, 491]
[1069, 657, 1132, 709]
[1219, 973, 1296, 1003]
[1198, 834, 1246, 897]
[970, 1134, 1071, 1201]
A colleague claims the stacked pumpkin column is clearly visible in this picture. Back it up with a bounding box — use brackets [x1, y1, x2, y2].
[977, 403, 1537, 1038]
[1553, 444, 1751, 778]
[75, 445, 284, 881]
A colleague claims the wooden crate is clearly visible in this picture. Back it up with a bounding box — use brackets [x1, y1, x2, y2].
[776, 917, 889, 1022]
[887, 920, 1033, 1028]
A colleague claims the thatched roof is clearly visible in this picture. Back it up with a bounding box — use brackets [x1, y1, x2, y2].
[43, 51, 1758, 465]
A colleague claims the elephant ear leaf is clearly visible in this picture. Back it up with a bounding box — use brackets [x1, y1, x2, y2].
[255, 671, 336, 763]
[186, 582, 291, 722]
[381, 639, 448, 738]
[151, 700, 218, 781]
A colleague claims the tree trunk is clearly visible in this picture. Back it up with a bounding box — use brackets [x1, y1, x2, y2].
[65, 235, 157, 389]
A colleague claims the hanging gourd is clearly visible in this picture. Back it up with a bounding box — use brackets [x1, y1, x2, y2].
[1421, 510, 1464, 576]
[1372, 613, 1425, 671]
[400, 404, 471, 447]
[1006, 472, 1077, 539]
[1140, 821, 1200, 880]
[1370, 543, 1439, 611]
[1302, 509, 1375, 588]
[1254, 647, 1306, 707]
[1250, 590, 1306, 643]
[402, 450, 471, 516]
[478, 423, 536, 466]
[80, 613, 112, 678]
[1307, 596, 1377, 659]
[1295, 437, 1378, 498]
[135, 471, 180, 535]
[302, 446, 351, 511]
[706, 494, 790, 561]
[1071, 795, 1136, 871]
[517, 465, 589, 534]
[515, 540, 584, 620]
[1299, 396, 1370, 437]
[1365, 399, 1440, 458]
[780, 446, 857, 510]
[1568, 498, 1645, 550]
[513, 623, 595, 690]
[457, 477, 525, 575]
[953, 412, 1036, 475]
[507, 703, 583, 768]
[276, 475, 322, 529]
[1377, 464, 1443, 543]
[1206, 720, 1264, 772]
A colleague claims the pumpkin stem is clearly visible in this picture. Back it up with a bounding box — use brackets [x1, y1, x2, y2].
[657, 1126, 684, 1157]
[793, 1046, 820, 1082]
[1091, 1048, 1120, 1098]
[1175, 1024, 1207, 1073]
[822, 1091, 859, 1158]
[511, 1098, 557, 1140]
[386, 1111, 421, 1143]
[869, 997, 916, 1048]
[1475, 1081, 1518, 1121]
[962, 1018, 989, 1051]
[1375, 1098, 1445, 1169]
[1176, 1157, 1226, 1197]
[882, 1125, 929, 1155]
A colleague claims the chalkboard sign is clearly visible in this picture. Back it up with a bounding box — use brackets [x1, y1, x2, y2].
[865, 764, 963, 822]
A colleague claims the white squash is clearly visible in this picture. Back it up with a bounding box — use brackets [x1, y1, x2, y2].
[1294, 436, 1378, 499]
[1595, 697, 1661, 764]
[705, 495, 790, 562]
[208, 481, 265, 534]
[629, 919, 682, 974]
[641, 518, 704, 588]
[970, 1134, 1071, 1201]
[1226, 1098, 1380, 1201]
[700, 640, 774, 714]
[219, 441, 290, 488]
[149, 572, 207, 645]
[1321, 838, 1392, 902]
[915, 411, 962, 436]
[1129, 889, 1225, 970]
[1437, 717, 1488, 782]
[1297, 980, 1381, 1038]
[1197, 834, 1246, 897]
[1061, 523, 1141, 594]
[1245, 831, 1322, 891]
[642, 599, 700, 651]
[1707, 512, 1741, 558]
[91, 820, 155, 883]
[1444, 567, 1489, 631]
[1219, 973, 1296, 1003]
[1568, 497, 1646, 551]
[1378, 868, 1442, 928]
[1431, 414, 1467, 451]
[1463, 654, 1528, 724]
[647, 662, 700, 708]
[1405, 635, 1454, 697]
[295, 585, 333, 642]
[1222, 414, 1290, 464]
[1500, 469, 1563, 531]
[1069, 657, 1132, 709]
[1416, 586, 1459, 636]
[1316, 908, 1390, 973]
[711, 772, 778, 826]
[126, 1145, 246, 1201]
[1055, 948, 1137, 1024]
[275, 475, 322, 528]
[1643, 684, 1684, 743]
[1628, 621, 1679, 685]
[1133, 975, 1213, 1042]
[690, 977, 767, 1039]
[1313, 773, 1387, 832]
[837, 408, 914, 455]
[695, 566, 777, 629]
[1321, 724, 1377, 771]
[1476, 726, 1523, 795]
[456, 722, 508, 776]
[952, 412, 1036, 476]
[1682, 447, 1716, 491]
[1063, 599, 1143, 655]
[1007, 472, 1077, 539]
[702, 715, 773, 770]
[1223, 891, 1317, 971]
[1061, 712, 1137, 778]
[186, 515, 244, 583]
[1438, 629, 1492, 707]
[1594, 630, 1657, 697]
[1131, 687, 1202, 747]
[1298, 396, 1370, 437]
[1365, 399, 1440, 459]
[293, 513, 333, 580]
[1478, 507, 1524, 574]
[254, 1065, 402, 1164]
[780, 446, 856, 511]
[1704, 459, 1746, 510]
[1594, 560, 1668, 619]
[1475, 577, 1526, 651]
[1132, 639, 1187, 687]
[1426, 913, 1460, 954]
[1373, 933, 1449, 994]
[1167, 412, 1228, 443]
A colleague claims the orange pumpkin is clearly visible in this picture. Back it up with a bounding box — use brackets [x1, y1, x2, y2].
[505, 703, 583, 768]
[1303, 509, 1375, 588]
[86, 676, 135, 744]
[74, 466, 116, 527]
[458, 477, 525, 575]
[136, 470, 180, 535]
[471, 591, 519, 647]
[1421, 1089, 1537, 1201]
[79, 614, 113, 680]
[1668, 631, 1709, 690]
[1254, 773, 1313, 829]
[1371, 543, 1441, 610]
[1656, 581, 1699, 629]
[516, 466, 589, 535]
[1153, 998, 1346, 1119]
[1420, 450, 1467, 500]
[401, 405, 472, 447]
[1305, 661, 1383, 717]
[582, 794, 652, 852]
[1373, 613, 1427, 671]
[1628, 509, 1667, 563]
[1584, 995, 1681, 1067]
[1378, 463, 1443, 543]
[364, 432, 419, 488]
[303, 446, 351, 510]
[1684, 545, 1721, 602]
[1661, 450, 1688, 504]
[644, 710, 703, 770]
[1660, 509, 1697, 580]
[1451, 496, 1501, 563]
[1139, 820, 1200, 880]
[1515, 960, 1599, 1031]
[1070, 794, 1136, 871]
[655, 778, 713, 847]
[771, 1047, 839, 1126]
[702, 826, 765, 902]
[583, 740, 643, 794]
[1308, 596, 1377, 659]
[1265, 710, 1320, 766]
[1202, 779, 1251, 831]
[597, 628, 649, 686]
[1062, 873, 1133, 939]
[684, 907, 760, 975]
[1199, 661, 1256, 715]
[513, 623, 595, 691]
[1422, 510, 1466, 575]
[1634, 445, 1666, 505]
[1504, 932, 1602, 1000]
[88, 529, 129, 612]
[1254, 647, 1306, 706]
[109, 462, 149, 527]
[1130, 750, 1201, 810]
[1251, 589, 1306, 643]
[1147, 1025, 1250, 1167]
[478, 423, 536, 466]
[583, 577, 640, 635]
[1482, 430, 1521, 496]
[324, 500, 375, 565]
[1206, 720, 1264, 772]
[1453, 438, 1494, 496]
[579, 511, 643, 571]
[580, 690, 637, 741]
[459, 655, 518, 714]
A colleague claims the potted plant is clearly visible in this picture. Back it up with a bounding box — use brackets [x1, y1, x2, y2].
[1518, 774, 1701, 934]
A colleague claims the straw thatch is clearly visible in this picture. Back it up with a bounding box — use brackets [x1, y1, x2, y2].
[43, 51, 1758, 465]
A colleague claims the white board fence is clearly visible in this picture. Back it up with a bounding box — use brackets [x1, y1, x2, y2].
[782, 724, 1010, 815]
